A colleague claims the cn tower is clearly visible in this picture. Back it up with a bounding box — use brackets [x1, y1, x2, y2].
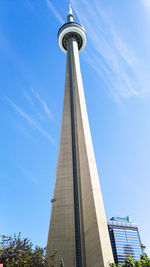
[47, 5, 114, 267]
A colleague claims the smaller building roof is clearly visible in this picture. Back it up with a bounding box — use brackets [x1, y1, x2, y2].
[108, 216, 137, 228]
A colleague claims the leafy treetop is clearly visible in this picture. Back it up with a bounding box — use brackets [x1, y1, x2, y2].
[0, 233, 62, 267]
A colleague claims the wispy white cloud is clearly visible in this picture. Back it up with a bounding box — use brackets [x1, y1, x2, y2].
[30, 87, 53, 120]
[11, 119, 36, 142]
[23, 89, 34, 106]
[141, 0, 150, 9]
[46, 0, 64, 24]
[141, 0, 150, 16]
[5, 96, 54, 143]
[72, 0, 150, 100]
[25, 1, 34, 10]
[18, 164, 37, 184]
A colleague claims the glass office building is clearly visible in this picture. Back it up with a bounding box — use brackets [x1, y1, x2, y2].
[108, 217, 142, 264]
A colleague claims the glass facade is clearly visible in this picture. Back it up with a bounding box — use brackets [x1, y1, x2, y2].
[108, 218, 142, 264]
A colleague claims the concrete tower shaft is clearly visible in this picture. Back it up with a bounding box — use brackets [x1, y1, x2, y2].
[47, 6, 114, 267]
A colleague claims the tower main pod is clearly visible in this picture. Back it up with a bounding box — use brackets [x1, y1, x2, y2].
[47, 6, 114, 267]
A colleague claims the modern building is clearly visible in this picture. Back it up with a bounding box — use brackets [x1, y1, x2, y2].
[47, 5, 114, 267]
[108, 216, 142, 264]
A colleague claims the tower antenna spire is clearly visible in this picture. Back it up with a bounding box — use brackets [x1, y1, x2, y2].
[68, 2, 73, 15]
[67, 2, 74, 21]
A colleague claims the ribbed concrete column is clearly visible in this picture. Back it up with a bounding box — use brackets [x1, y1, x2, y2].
[68, 38, 83, 267]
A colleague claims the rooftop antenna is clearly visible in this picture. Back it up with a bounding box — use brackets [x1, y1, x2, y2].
[68, 2, 73, 15]
[67, 2, 74, 22]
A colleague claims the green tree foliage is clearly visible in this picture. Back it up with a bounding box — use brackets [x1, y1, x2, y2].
[124, 255, 135, 267]
[141, 244, 146, 254]
[109, 251, 150, 267]
[0, 233, 62, 267]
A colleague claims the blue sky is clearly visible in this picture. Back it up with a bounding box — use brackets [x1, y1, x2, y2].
[0, 0, 150, 255]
